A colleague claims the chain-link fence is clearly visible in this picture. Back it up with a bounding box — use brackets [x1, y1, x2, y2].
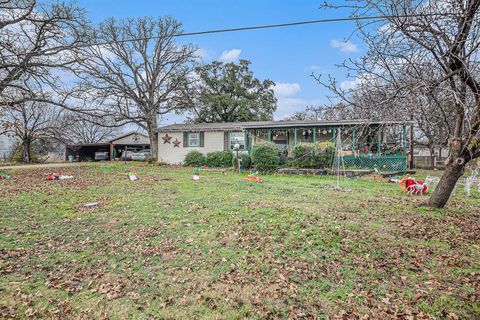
[343, 155, 407, 173]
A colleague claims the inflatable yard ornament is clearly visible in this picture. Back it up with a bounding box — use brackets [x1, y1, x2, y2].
[192, 168, 200, 181]
[47, 170, 73, 181]
[0, 173, 10, 180]
[128, 167, 139, 181]
[399, 174, 428, 195]
[244, 172, 264, 183]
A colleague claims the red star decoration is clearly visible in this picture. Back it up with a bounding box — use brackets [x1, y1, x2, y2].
[173, 138, 181, 148]
[162, 133, 172, 144]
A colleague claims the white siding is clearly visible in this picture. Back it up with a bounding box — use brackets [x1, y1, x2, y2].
[112, 133, 150, 145]
[158, 131, 225, 164]
[0, 134, 16, 161]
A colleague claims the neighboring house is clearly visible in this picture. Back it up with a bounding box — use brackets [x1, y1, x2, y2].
[412, 145, 449, 169]
[0, 134, 17, 161]
[157, 120, 412, 172]
[65, 131, 150, 161]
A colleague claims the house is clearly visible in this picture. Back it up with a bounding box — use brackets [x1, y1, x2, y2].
[65, 131, 150, 161]
[157, 119, 412, 172]
[0, 134, 16, 161]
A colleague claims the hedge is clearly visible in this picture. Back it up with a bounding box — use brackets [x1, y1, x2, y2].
[184, 150, 205, 167]
[251, 142, 281, 173]
[232, 152, 252, 171]
[206, 150, 233, 168]
[291, 142, 334, 168]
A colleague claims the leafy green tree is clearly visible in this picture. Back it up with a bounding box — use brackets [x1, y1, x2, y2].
[189, 60, 277, 123]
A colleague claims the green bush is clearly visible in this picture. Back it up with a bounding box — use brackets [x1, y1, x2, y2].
[291, 142, 335, 168]
[206, 150, 233, 168]
[184, 150, 205, 167]
[146, 157, 157, 164]
[292, 143, 319, 168]
[232, 152, 252, 171]
[251, 142, 281, 173]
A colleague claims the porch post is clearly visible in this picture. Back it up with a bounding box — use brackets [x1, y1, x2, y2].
[352, 128, 356, 156]
[248, 130, 252, 155]
[244, 130, 248, 153]
[268, 129, 272, 142]
[313, 127, 316, 143]
[377, 128, 381, 156]
[109, 142, 114, 161]
[294, 128, 298, 145]
[333, 128, 336, 142]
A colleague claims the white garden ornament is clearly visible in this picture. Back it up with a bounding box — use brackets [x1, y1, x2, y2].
[424, 176, 440, 191]
[465, 169, 479, 197]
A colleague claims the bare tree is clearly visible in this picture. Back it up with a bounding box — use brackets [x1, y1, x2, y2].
[58, 112, 117, 144]
[74, 16, 197, 158]
[0, 0, 35, 30]
[318, 0, 480, 208]
[0, 0, 87, 105]
[285, 104, 351, 121]
[0, 97, 63, 162]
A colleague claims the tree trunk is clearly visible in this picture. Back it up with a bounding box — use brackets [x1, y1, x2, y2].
[146, 118, 158, 160]
[22, 140, 31, 163]
[429, 146, 435, 170]
[427, 162, 464, 208]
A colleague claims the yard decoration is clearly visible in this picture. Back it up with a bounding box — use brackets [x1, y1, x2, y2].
[192, 167, 200, 180]
[399, 174, 410, 192]
[83, 202, 98, 208]
[399, 175, 428, 195]
[47, 170, 74, 181]
[0, 173, 10, 180]
[424, 176, 440, 191]
[128, 167, 139, 181]
[244, 172, 264, 183]
[465, 169, 479, 197]
[328, 128, 351, 192]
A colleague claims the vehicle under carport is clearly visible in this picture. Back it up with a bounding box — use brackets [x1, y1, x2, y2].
[64, 132, 150, 162]
[65, 143, 111, 162]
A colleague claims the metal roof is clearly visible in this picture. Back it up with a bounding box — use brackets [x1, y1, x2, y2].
[156, 119, 413, 132]
[65, 142, 110, 148]
[110, 131, 148, 142]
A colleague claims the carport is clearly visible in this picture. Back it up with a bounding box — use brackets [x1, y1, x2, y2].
[65, 143, 111, 162]
[65, 132, 150, 161]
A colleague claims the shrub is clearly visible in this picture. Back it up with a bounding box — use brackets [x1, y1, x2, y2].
[232, 152, 252, 171]
[206, 150, 233, 168]
[320, 142, 335, 168]
[292, 143, 319, 168]
[146, 157, 157, 164]
[291, 142, 335, 168]
[184, 150, 205, 167]
[251, 142, 281, 173]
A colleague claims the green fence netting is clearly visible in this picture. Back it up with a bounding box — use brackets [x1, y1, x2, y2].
[343, 155, 407, 173]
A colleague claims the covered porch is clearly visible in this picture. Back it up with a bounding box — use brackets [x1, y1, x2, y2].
[242, 120, 411, 172]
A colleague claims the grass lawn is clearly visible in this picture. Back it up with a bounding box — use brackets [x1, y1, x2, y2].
[0, 163, 479, 319]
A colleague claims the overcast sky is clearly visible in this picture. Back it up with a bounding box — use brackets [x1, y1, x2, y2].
[73, 0, 363, 125]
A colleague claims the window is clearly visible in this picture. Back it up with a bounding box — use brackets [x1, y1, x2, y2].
[188, 133, 200, 147]
[230, 132, 245, 150]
